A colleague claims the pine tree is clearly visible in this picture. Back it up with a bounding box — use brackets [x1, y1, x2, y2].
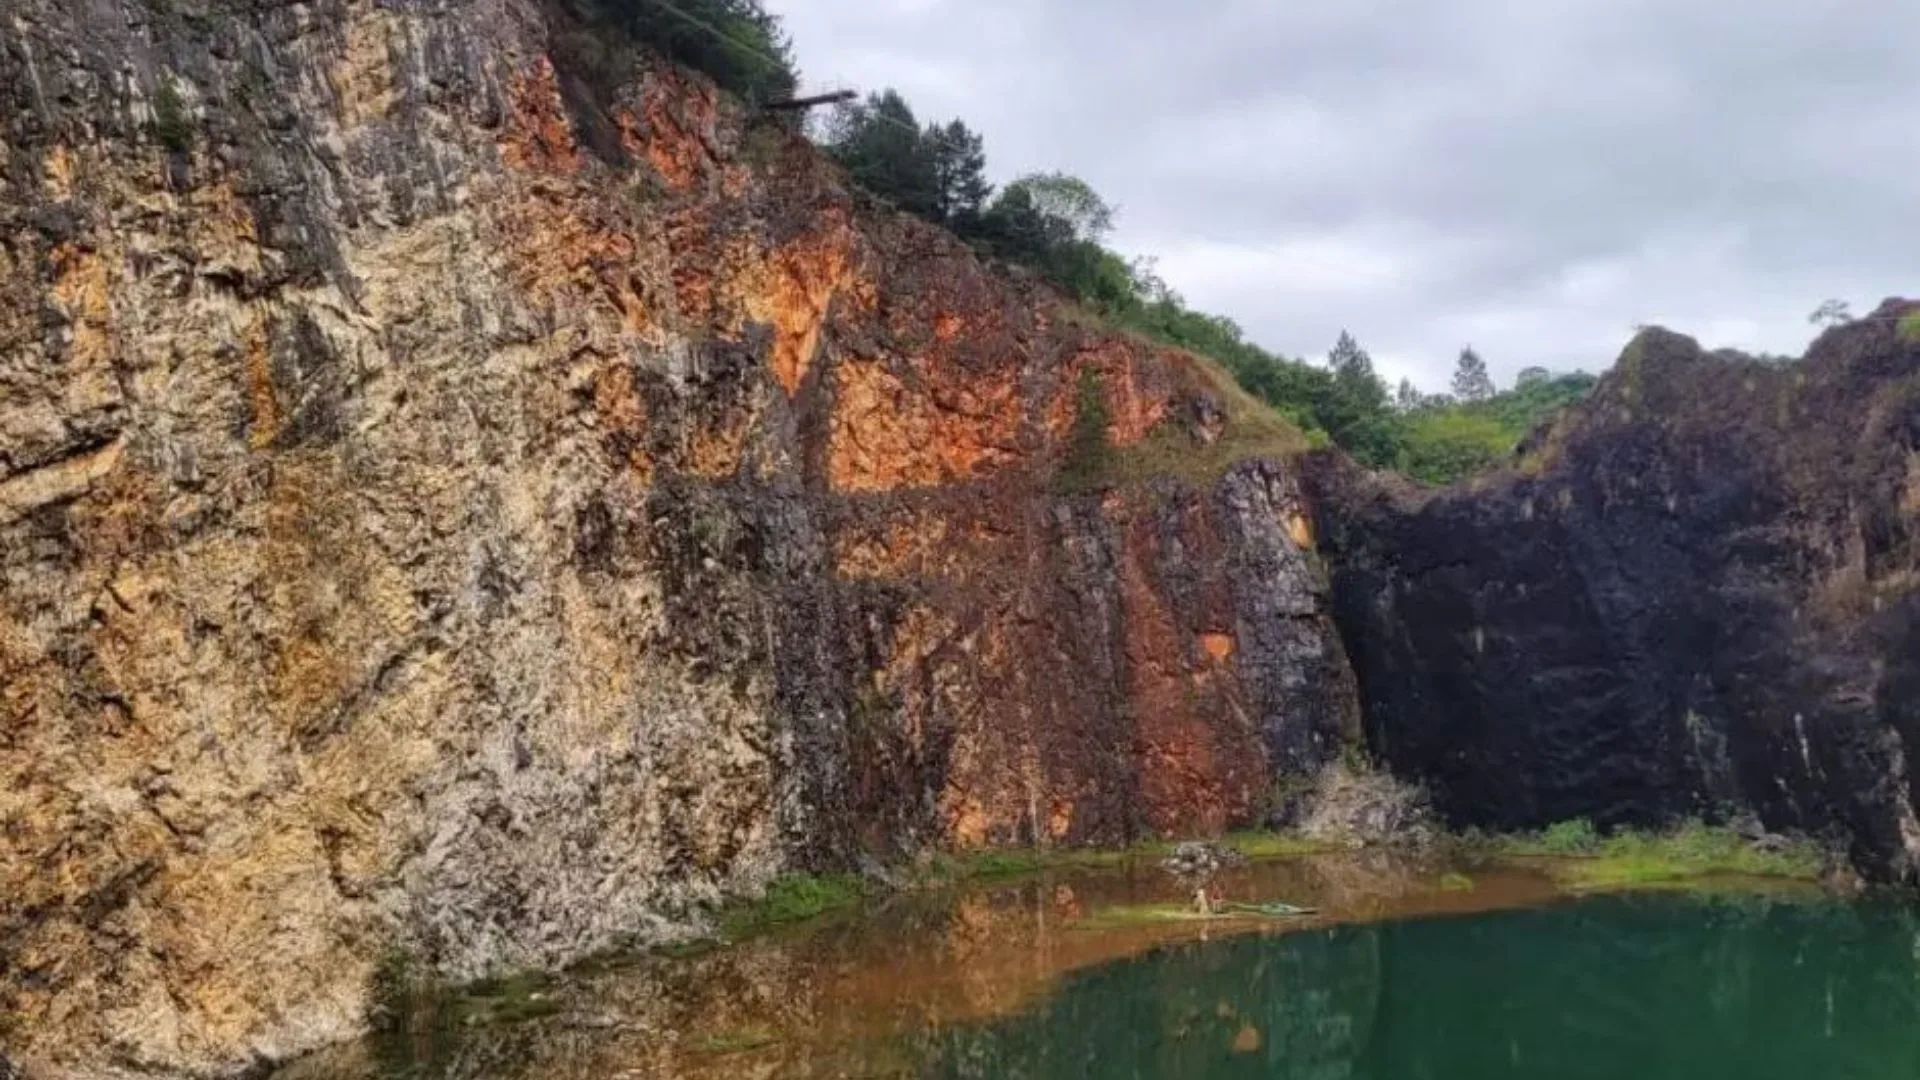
[928, 119, 990, 229]
[1328, 331, 1373, 382]
[1451, 346, 1495, 402]
[1808, 299, 1852, 328]
[823, 90, 940, 220]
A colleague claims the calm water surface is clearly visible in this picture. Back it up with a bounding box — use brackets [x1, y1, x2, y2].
[921, 893, 1920, 1079]
[279, 856, 1916, 1080]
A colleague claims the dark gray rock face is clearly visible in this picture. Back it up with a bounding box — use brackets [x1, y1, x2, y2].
[1310, 309, 1920, 880]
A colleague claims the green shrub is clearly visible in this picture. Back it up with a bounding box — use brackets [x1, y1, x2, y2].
[1492, 819, 1824, 890]
[721, 873, 865, 937]
[1537, 818, 1602, 854]
[1898, 311, 1920, 344]
[1400, 409, 1510, 484]
[152, 75, 195, 152]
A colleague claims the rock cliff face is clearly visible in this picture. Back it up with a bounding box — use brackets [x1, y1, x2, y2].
[0, 1, 1357, 1074]
[1311, 311, 1920, 879]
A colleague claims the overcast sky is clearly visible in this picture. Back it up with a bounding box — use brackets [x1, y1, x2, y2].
[772, 0, 1920, 391]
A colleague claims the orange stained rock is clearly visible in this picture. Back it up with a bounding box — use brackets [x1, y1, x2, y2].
[933, 619, 1050, 847]
[1233, 1024, 1263, 1054]
[685, 407, 756, 480]
[190, 182, 263, 248]
[635, 76, 718, 191]
[753, 211, 856, 395]
[493, 64, 661, 341]
[42, 143, 77, 199]
[664, 214, 721, 326]
[828, 357, 1022, 492]
[591, 361, 653, 482]
[1119, 524, 1263, 835]
[243, 315, 279, 449]
[1200, 633, 1236, 663]
[49, 243, 111, 371]
[948, 799, 991, 849]
[1046, 341, 1171, 449]
[1047, 797, 1074, 840]
[1286, 512, 1316, 549]
[501, 58, 579, 175]
[495, 182, 651, 339]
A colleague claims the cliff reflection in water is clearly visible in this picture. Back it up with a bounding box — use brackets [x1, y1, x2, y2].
[921, 893, 1920, 1080]
[275, 858, 1897, 1080]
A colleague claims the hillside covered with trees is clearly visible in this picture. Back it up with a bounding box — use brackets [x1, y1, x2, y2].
[596, 0, 1599, 484]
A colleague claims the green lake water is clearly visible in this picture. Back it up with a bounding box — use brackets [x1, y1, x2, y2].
[918, 893, 1920, 1079]
[277, 859, 1918, 1080]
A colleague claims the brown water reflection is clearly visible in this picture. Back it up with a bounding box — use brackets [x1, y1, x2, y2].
[278, 853, 1782, 1080]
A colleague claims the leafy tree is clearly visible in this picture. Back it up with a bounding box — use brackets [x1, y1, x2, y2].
[1451, 346, 1495, 402]
[1395, 378, 1425, 412]
[579, 0, 797, 104]
[1515, 366, 1551, 388]
[970, 172, 1133, 311]
[1809, 299, 1853, 328]
[999, 172, 1114, 243]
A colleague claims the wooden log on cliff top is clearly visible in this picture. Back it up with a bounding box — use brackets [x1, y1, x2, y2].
[764, 89, 858, 112]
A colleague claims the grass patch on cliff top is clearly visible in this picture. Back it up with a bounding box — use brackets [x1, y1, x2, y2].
[1486, 819, 1822, 890]
[1106, 350, 1314, 491]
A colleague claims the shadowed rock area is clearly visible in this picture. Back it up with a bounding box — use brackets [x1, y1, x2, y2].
[1310, 307, 1920, 880]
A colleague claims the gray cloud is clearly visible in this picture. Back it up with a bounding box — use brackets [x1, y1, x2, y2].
[773, 0, 1920, 389]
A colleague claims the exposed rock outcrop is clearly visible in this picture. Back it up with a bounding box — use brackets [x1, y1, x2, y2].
[1311, 309, 1920, 880]
[0, 1, 1356, 1074]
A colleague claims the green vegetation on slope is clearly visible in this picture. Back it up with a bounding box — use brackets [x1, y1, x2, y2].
[1397, 366, 1600, 483]
[567, 0, 797, 104]
[1055, 368, 1115, 493]
[818, 85, 1596, 484]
